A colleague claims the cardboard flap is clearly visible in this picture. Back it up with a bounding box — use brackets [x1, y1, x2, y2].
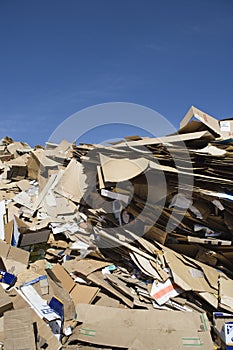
[180, 106, 221, 136]
[100, 153, 149, 182]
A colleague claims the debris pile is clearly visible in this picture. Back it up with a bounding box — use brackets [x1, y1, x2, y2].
[0, 106, 233, 349]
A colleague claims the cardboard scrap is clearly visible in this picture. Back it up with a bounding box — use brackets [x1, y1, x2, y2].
[0, 285, 13, 315]
[70, 284, 100, 307]
[0, 239, 29, 275]
[4, 308, 36, 350]
[100, 153, 149, 182]
[54, 158, 87, 203]
[75, 304, 213, 349]
[51, 263, 76, 293]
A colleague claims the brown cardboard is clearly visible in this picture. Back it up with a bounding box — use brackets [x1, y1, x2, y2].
[54, 158, 87, 203]
[0, 200, 6, 241]
[70, 284, 99, 306]
[54, 196, 77, 215]
[219, 276, 233, 312]
[7, 142, 30, 156]
[7, 245, 29, 265]
[10, 285, 61, 350]
[180, 106, 221, 136]
[14, 215, 30, 233]
[0, 239, 29, 274]
[63, 258, 110, 276]
[94, 291, 120, 308]
[16, 179, 31, 192]
[15, 268, 42, 288]
[150, 158, 233, 183]
[144, 225, 167, 245]
[32, 173, 58, 213]
[164, 249, 215, 293]
[4, 220, 14, 244]
[100, 153, 149, 182]
[87, 270, 134, 308]
[27, 149, 58, 180]
[182, 255, 219, 291]
[75, 304, 212, 349]
[19, 229, 50, 247]
[6, 154, 29, 179]
[130, 251, 163, 280]
[0, 285, 13, 315]
[0, 316, 3, 343]
[4, 307, 36, 350]
[113, 130, 214, 147]
[104, 274, 135, 301]
[12, 191, 33, 209]
[51, 263, 76, 293]
[48, 275, 75, 322]
[0, 239, 9, 258]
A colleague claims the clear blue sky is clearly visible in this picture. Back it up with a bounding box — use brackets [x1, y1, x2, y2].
[0, 0, 232, 146]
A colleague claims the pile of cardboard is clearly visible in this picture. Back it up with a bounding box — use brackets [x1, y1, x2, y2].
[0, 106, 233, 349]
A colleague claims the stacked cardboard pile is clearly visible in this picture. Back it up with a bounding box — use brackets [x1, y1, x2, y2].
[0, 106, 233, 349]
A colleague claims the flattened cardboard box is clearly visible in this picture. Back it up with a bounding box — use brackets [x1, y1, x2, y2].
[75, 304, 213, 349]
[4, 307, 36, 350]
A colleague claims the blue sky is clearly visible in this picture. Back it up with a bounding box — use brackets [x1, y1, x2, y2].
[0, 0, 232, 146]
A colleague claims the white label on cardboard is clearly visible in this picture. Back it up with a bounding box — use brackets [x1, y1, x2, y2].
[101, 189, 129, 204]
[223, 323, 233, 345]
[150, 278, 181, 305]
[189, 268, 204, 278]
[220, 121, 231, 132]
[20, 285, 61, 322]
